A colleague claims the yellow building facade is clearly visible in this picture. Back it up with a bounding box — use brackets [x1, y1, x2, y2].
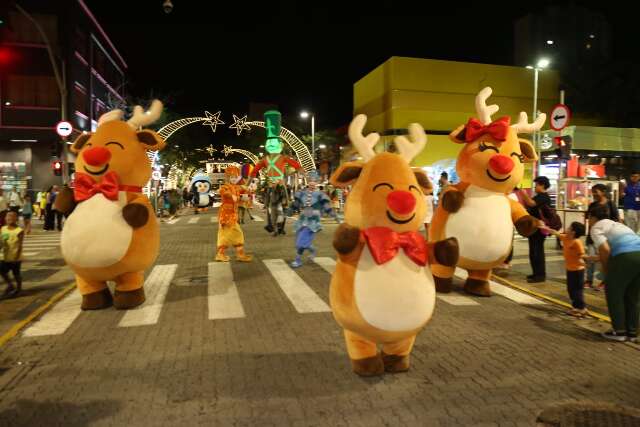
[353, 56, 561, 167]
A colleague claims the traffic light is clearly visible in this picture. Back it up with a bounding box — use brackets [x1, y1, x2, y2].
[554, 135, 572, 160]
[52, 160, 63, 176]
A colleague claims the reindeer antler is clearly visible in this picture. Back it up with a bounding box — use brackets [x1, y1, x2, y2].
[127, 100, 163, 129]
[348, 114, 379, 162]
[475, 87, 499, 125]
[394, 123, 427, 163]
[97, 109, 124, 126]
[511, 111, 547, 134]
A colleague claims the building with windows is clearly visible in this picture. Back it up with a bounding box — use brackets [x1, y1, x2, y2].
[0, 0, 127, 192]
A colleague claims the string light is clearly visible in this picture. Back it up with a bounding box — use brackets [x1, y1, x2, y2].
[202, 110, 225, 133]
[229, 114, 252, 136]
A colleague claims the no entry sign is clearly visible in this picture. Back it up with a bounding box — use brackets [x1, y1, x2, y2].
[549, 104, 571, 131]
[55, 121, 73, 137]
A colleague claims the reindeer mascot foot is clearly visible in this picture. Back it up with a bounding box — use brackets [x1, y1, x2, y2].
[433, 277, 453, 293]
[114, 288, 146, 309]
[351, 355, 385, 377]
[381, 353, 411, 373]
[464, 278, 492, 297]
[81, 288, 113, 310]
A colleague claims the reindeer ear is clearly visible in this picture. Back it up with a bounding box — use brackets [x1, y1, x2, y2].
[136, 130, 166, 151]
[518, 138, 537, 162]
[70, 133, 92, 153]
[330, 161, 363, 188]
[412, 168, 433, 192]
[449, 124, 467, 144]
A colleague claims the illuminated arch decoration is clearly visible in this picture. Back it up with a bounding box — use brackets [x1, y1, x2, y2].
[156, 110, 225, 141]
[222, 145, 259, 164]
[230, 115, 315, 173]
[148, 111, 316, 174]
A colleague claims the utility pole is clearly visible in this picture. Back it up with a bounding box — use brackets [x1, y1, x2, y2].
[15, 3, 69, 183]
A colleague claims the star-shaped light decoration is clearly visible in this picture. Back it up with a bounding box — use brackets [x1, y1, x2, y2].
[202, 111, 225, 133]
[196, 144, 218, 157]
[228, 114, 252, 136]
[223, 145, 233, 157]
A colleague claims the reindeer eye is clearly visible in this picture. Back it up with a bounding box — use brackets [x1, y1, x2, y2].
[510, 152, 525, 163]
[106, 141, 125, 149]
[373, 182, 393, 192]
[479, 142, 499, 153]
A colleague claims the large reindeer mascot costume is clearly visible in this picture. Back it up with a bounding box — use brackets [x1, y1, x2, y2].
[430, 87, 544, 297]
[55, 101, 166, 310]
[329, 115, 459, 376]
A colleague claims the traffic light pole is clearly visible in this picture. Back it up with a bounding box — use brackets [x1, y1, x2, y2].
[15, 3, 69, 183]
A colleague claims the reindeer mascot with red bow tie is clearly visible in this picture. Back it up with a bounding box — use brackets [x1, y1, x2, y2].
[329, 115, 459, 376]
[55, 101, 166, 310]
[430, 87, 544, 297]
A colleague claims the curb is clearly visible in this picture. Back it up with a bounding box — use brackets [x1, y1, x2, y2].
[490, 274, 612, 323]
[0, 283, 75, 348]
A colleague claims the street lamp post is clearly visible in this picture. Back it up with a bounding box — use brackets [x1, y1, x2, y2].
[300, 110, 315, 156]
[526, 58, 550, 177]
[15, 3, 69, 183]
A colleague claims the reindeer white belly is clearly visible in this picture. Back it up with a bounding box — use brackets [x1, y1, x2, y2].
[445, 185, 512, 263]
[61, 192, 133, 268]
[354, 246, 435, 332]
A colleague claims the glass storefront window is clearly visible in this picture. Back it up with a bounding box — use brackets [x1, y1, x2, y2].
[0, 162, 27, 193]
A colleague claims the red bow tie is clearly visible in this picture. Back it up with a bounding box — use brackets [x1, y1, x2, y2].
[362, 227, 427, 266]
[464, 116, 511, 142]
[74, 171, 120, 201]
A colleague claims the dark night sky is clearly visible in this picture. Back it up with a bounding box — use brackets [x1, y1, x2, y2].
[85, 0, 638, 130]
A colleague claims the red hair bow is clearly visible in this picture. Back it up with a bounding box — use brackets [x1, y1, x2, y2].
[464, 116, 511, 142]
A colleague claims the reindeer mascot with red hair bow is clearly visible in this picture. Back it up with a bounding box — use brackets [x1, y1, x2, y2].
[430, 87, 544, 297]
[329, 115, 459, 376]
[55, 101, 166, 310]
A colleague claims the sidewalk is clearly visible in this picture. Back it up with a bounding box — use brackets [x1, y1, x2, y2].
[495, 238, 610, 319]
[0, 222, 73, 341]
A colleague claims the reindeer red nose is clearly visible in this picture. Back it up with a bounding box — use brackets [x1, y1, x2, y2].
[83, 146, 111, 166]
[387, 190, 416, 215]
[489, 154, 514, 175]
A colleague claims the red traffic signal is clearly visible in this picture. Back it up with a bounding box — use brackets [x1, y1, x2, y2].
[52, 160, 63, 176]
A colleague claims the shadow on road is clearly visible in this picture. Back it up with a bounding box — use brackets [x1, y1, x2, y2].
[0, 398, 122, 426]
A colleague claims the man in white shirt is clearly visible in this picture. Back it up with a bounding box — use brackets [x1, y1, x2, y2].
[7, 187, 22, 213]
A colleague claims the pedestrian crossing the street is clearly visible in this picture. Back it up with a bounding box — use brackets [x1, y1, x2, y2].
[20, 256, 547, 338]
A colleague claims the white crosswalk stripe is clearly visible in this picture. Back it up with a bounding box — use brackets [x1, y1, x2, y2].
[437, 295, 480, 306]
[20, 256, 552, 339]
[263, 259, 331, 313]
[188, 217, 200, 224]
[22, 252, 39, 257]
[210, 216, 218, 223]
[23, 290, 82, 337]
[118, 264, 178, 327]
[208, 262, 245, 319]
[314, 257, 336, 275]
[251, 215, 264, 222]
[166, 218, 181, 224]
[454, 268, 546, 305]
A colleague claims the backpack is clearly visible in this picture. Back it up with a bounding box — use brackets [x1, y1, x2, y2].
[538, 204, 562, 233]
